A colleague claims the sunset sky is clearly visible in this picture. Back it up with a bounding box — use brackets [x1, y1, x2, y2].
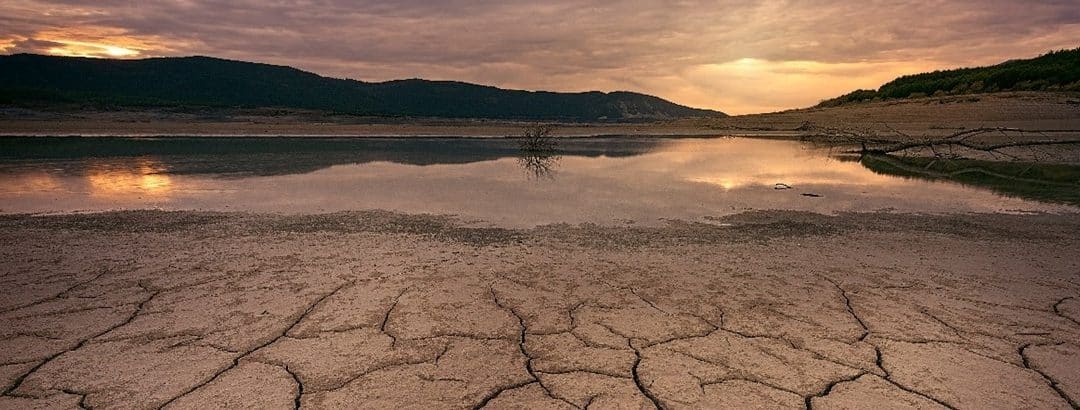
[2, 1, 1078, 114]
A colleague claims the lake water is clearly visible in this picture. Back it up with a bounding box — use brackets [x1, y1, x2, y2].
[1, 136, 1077, 227]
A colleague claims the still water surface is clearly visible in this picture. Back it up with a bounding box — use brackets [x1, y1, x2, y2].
[1, 137, 1076, 227]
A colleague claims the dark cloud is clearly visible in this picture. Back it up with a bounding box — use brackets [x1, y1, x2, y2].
[5, 38, 63, 54]
[2, 0, 1078, 113]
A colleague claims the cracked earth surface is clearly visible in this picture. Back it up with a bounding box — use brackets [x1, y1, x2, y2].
[0, 210, 1078, 409]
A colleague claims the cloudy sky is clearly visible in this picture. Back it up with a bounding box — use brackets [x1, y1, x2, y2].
[2, 1, 1078, 114]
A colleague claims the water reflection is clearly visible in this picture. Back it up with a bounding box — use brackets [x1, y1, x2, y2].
[858, 154, 1080, 206]
[85, 158, 174, 199]
[670, 139, 906, 191]
[0, 137, 661, 178]
[0, 137, 1076, 226]
[518, 154, 561, 180]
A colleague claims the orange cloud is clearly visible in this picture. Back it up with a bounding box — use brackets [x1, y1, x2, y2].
[2, 1, 1078, 113]
[657, 59, 945, 115]
[6, 26, 184, 58]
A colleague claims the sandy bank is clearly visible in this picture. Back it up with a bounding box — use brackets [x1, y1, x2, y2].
[694, 92, 1080, 141]
[0, 111, 716, 138]
[3, 92, 1079, 141]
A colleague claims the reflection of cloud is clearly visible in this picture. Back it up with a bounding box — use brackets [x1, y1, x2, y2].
[0, 172, 63, 193]
[0, 138, 1072, 223]
[665, 59, 940, 114]
[1, 0, 1078, 112]
[666, 139, 901, 189]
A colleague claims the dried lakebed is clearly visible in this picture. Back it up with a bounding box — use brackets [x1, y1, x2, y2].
[0, 210, 1078, 409]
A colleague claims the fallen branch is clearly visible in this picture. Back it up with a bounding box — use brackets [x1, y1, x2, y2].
[799, 126, 1080, 157]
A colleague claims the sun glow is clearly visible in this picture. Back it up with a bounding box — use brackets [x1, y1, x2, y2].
[46, 40, 140, 58]
[10, 26, 183, 59]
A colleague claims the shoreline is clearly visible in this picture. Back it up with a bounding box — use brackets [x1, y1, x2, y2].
[3, 92, 1079, 140]
[3, 207, 1080, 228]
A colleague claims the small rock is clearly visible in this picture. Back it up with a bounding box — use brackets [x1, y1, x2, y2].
[774, 183, 793, 190]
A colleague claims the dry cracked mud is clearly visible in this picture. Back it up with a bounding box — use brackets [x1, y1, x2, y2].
[0, 210, 1078, 409]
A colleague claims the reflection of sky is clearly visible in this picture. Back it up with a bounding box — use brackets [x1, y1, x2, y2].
[0, 138, 1075, 227]
[84, 158, 173, 199]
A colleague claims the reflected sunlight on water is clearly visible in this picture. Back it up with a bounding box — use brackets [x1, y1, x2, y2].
[661, 139, 903, 190]
[85, 158, 174, 199]
[0, 137, 1076, 225]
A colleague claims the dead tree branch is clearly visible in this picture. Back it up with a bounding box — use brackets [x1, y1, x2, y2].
[798, 125, 1080, 158]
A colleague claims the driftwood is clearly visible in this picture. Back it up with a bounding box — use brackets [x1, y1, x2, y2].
[803, 125, 1080, 160]
[856, 128, 1080, 155]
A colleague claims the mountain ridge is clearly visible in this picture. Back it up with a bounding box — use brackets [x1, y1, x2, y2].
[0, 53, 724, 121]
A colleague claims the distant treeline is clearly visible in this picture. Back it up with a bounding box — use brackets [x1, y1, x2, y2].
[817, 48, 1080, 107]
[0, 54, 722, 121]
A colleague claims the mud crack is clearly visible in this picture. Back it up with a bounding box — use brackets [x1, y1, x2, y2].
[489, 285, 581, 409]
[805, 372, 866, 409]
[1053, 297, 1079, 326]
[0, 269, 111, 314]
[629, 338, 664, 410]
[2, 286, 160, 397]
[822, 276, 869, 342]
[381, 287, 410, 347]
[1019, 343, 1079, 408]
[158, 281, 352, 408]
[282, 364, 303, 410]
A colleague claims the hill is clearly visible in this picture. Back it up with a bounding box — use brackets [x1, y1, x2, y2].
[0, 54, 722, 121]
[818, 48, 1080, 107]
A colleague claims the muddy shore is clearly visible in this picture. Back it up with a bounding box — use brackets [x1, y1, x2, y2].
[1, 210, 1078, 409]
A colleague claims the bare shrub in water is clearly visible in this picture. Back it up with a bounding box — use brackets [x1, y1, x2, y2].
[517, 124, 560, 179]
[519, 124, 558, 153]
